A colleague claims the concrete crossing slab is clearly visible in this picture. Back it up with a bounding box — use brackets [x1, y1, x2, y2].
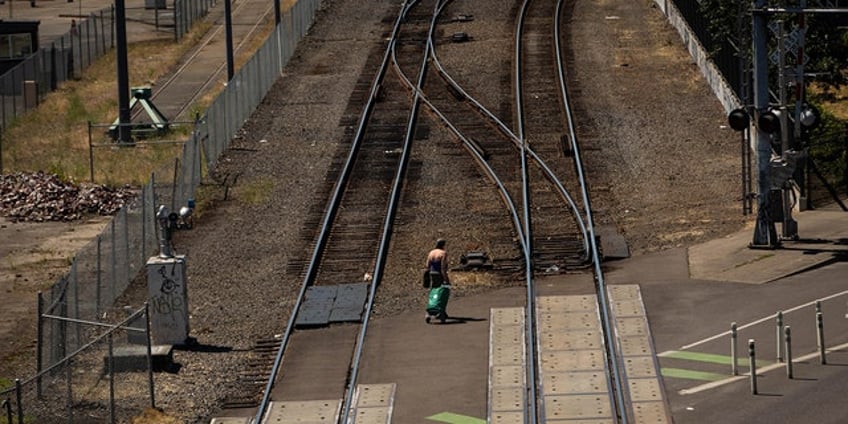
[489, 307, 527, 422]
[263, 399, 341, 423]
[536, 295, 615, 423]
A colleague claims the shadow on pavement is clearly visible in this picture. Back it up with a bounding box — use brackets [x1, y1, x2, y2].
[436, 316, 487, 325]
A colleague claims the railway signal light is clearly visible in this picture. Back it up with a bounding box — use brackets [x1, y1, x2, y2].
[727, 108, 750, 131]
[757, 108, 782, 134]
[799, 104, 820, 130]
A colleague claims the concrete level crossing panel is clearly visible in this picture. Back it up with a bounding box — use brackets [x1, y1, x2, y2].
[489, 307, 527, 422]
[536, 295, 615, 424]
[349, 383, 396, 424]
[607, 284, 672, 424]
[262, 399, 341, 423]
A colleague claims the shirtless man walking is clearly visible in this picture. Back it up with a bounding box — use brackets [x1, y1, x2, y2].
[426, 238, 450, 288]
[425, 239, 452, 323]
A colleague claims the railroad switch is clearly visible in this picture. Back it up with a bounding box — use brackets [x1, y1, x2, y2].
[451, 32, 471, 43]
[459, 251, 492, 270]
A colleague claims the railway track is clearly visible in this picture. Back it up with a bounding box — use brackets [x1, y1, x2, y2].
[248, 1, 430, 421]
[133, 0, 277, 123]
[210, 0, 667, 422]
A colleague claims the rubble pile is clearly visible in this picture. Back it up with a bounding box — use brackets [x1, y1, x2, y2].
[0, 172, 136, 222]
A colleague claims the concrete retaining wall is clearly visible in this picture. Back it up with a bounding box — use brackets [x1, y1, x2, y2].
[653, 0, 742, 113]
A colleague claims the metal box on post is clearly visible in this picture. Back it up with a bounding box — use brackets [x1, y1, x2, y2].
[146, 255, 189, 345]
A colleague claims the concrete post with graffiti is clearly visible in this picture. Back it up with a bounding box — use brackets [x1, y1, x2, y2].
[146, 256, 189, 345]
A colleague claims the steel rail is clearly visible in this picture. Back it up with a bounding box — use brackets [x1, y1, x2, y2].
[251, 2, 409, 421]
[554, 0, 627, 421]
[338, 0, 435, 421]
[392, 0, 529, 254]
[134, 0, 275, 122]
[515, 1, 539, 423]
[427, 1, 590, 261]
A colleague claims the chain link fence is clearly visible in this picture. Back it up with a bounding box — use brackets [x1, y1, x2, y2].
[0, 0, 216, 140]
[175, 0, 218, 40]
[1, 305, 156, 424]
[0, 7, 115, 133]
[1, 0, 320, 421]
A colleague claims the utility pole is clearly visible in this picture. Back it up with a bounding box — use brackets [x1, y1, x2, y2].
[751, 0, 779, 248]
[115, 0, 132, 143]
[224, 0, 234, 81]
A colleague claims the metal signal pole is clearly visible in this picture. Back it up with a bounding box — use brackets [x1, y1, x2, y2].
[751, 0, 779, 248]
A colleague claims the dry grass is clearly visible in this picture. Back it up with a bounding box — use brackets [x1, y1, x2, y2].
[1, 1, 284, 189]
[2, 30, 206, 185]
[130, 408, 183, 424]
[820, 88, 848, 120]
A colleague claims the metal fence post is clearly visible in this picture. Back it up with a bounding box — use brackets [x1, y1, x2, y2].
[2, 398, 11, 424]
[88, 120, 95, 182]
[93, 11, 100, 60]
[171, 157, 179, 212]
[37, 292, 43, 398]
[731, 322, 738, 376]
[100, 10, 107, 54]
[15, 379, 22, 424]
[749, 339, 757, 395]
[72, 257, 80, 349]
[142, 183, 148, 264]
[111, 218, 117, 303]
[96, 235, 102, 318]
[66, 358, 73, 423]
[85, 17, 92, 67]
[59, 281, 68, 359]
[123, 207, 129, 285]
[785, 326, 793, 379]
[109, 333, 115, 424]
